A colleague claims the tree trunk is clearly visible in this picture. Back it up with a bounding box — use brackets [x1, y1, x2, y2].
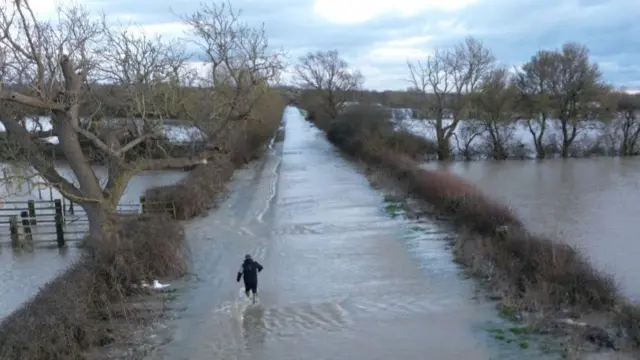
[487, 124, 507, 160]
[527, 118, 547, 159]
[560, 118, 578, 159]
[54, 112, 104, 198]
[437, 136, 451, 160]
[561, 141, 571, 158]
[83, 202, 117, 249]
[494, 143, 507, 160]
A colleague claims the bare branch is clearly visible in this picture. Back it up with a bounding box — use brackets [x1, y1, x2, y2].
[118, 133, 155, 155]
[180, 1, 285, 137]
[0, 87, 65, 110]
[0, 115, 84, 200]
[134, 154, 209, 172]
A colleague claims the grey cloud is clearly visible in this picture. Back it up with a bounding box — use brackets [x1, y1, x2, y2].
[88, 0, 640, 90]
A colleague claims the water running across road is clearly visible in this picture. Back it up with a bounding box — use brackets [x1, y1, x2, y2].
[152, 107, 558, 360]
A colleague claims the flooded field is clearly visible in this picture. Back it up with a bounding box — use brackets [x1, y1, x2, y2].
[145, 107, 561, 360]
[0, 164, 187, 320]
[424, 158, 640, 302]
[0, 162, 187, 205]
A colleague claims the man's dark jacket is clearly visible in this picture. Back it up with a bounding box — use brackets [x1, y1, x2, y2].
[237, 258, 263, 284]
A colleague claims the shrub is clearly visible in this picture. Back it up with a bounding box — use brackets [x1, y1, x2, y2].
[386, 130, 438, 157]
[407, 169, 522, 234]
[325, 104, 436, 160]
[232, 88, 287, 165]
[297, 90, 332, 130]
[145, 154, 236, 220]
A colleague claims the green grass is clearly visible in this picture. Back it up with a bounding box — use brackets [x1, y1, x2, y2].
[509, 326, 528, 336]
[486, 324, 532, 352]
[383, 203, 404, 218]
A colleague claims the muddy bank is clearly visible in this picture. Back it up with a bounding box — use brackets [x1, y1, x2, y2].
[302, 104, 640, 358]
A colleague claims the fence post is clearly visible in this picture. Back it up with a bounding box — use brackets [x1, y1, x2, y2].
[54, 198, 63, 220]
[27, 200, 37, 225]
[140, 196, 147, 214]
[20, 211, 33, 244]
[55, 214, 65, 248]
[166, 201, 177, 220]
[54, 199, 65, 248]
[9, 215, 20, 248]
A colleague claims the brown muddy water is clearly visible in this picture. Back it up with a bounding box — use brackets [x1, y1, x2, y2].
[0, 165, 187, 319]
[424, 158, 640, 303]
[132, 107, 563, 360]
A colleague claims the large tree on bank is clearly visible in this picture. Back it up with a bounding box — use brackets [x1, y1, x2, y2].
[0, 0, 283, 243]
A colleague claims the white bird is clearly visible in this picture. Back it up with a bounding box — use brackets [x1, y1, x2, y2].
[139, 280, 170, 290]
[152, 280, 170, 289]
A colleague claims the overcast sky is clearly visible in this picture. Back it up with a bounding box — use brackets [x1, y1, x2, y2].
[34, 0, 640, 91]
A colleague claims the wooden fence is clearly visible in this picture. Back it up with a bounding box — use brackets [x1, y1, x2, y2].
[0, 197, 176, 249]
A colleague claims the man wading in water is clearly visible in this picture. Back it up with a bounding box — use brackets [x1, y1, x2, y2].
[237, 254, 263, 303]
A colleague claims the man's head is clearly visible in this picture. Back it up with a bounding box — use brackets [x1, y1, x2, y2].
[245, 254, 252, 260]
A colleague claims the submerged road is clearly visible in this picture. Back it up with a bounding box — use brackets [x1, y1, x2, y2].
[153, 107, 502, 360]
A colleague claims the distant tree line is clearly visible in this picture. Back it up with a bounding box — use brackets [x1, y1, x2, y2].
[293, 38, 640, 161]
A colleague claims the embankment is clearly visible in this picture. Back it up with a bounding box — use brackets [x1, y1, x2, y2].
[301, 104, 640, 356]
[0, 90, 287, 360]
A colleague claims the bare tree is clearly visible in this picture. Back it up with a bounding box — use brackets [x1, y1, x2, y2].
[515, 43, 608, 158]
[0, 1, 113, 241]
[514, 50, 556, 159]
[471, 67, 518, 160]
[91, 22, 199, 164]
[407, 36, 494, 160]
[0, 0, 266, 242]
[95, 21, 192, 115]
[294, 50, 363, 119]
[181, 1, 285, 144]
[549, 43, 608, 158]
[614, 92, 640, 156]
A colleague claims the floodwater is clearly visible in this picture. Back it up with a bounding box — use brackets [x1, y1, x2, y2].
[150, 107, 560, 360]
[0, 162, 187, 205]
[425, 158, 640, 302]
[0, 165, 187, 320]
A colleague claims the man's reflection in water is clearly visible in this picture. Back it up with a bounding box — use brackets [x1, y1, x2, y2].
[242, 305, 267, 350]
